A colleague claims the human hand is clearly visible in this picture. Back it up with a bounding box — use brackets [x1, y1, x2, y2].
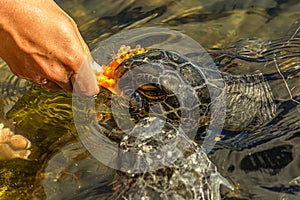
[0, 123, 31, 160]
[0, 0, 99, 96]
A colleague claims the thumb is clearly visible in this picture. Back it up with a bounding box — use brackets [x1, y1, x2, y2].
[71, 56, 100, 97]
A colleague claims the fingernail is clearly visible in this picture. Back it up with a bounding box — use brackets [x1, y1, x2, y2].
[73, 56, 101, 97]
[91, 61, 103, 74]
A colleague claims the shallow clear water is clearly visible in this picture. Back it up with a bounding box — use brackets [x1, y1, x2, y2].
[0, 0, 300, 199]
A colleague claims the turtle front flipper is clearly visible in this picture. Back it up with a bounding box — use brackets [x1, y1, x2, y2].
[222, 72, 276, 132]
[211, 18, 300, 103]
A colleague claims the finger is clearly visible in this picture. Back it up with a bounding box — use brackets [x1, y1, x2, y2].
[9, 135, 31, 150]
[71, 56, 99, 97]
[39, 65, 72, 92]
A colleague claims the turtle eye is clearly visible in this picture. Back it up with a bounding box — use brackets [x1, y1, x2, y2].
[129, 91, 148, 119]
[131, 92, 142, 106]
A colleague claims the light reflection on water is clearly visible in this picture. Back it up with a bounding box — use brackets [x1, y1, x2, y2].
[0, 0, 300, 199]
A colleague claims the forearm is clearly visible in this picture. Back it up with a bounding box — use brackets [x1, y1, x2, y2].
[0, 0, 21, 58]
[0, 0, 74, 61]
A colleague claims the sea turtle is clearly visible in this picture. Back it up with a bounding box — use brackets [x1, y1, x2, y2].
[80, 48, 270, 199]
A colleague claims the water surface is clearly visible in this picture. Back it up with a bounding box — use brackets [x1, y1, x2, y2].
[1, 0, 300, 199]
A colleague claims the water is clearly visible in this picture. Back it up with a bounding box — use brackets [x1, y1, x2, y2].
[0, 0, 300, 199]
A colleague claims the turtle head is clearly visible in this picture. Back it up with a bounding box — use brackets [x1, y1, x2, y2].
[95, 47, 213, 144]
